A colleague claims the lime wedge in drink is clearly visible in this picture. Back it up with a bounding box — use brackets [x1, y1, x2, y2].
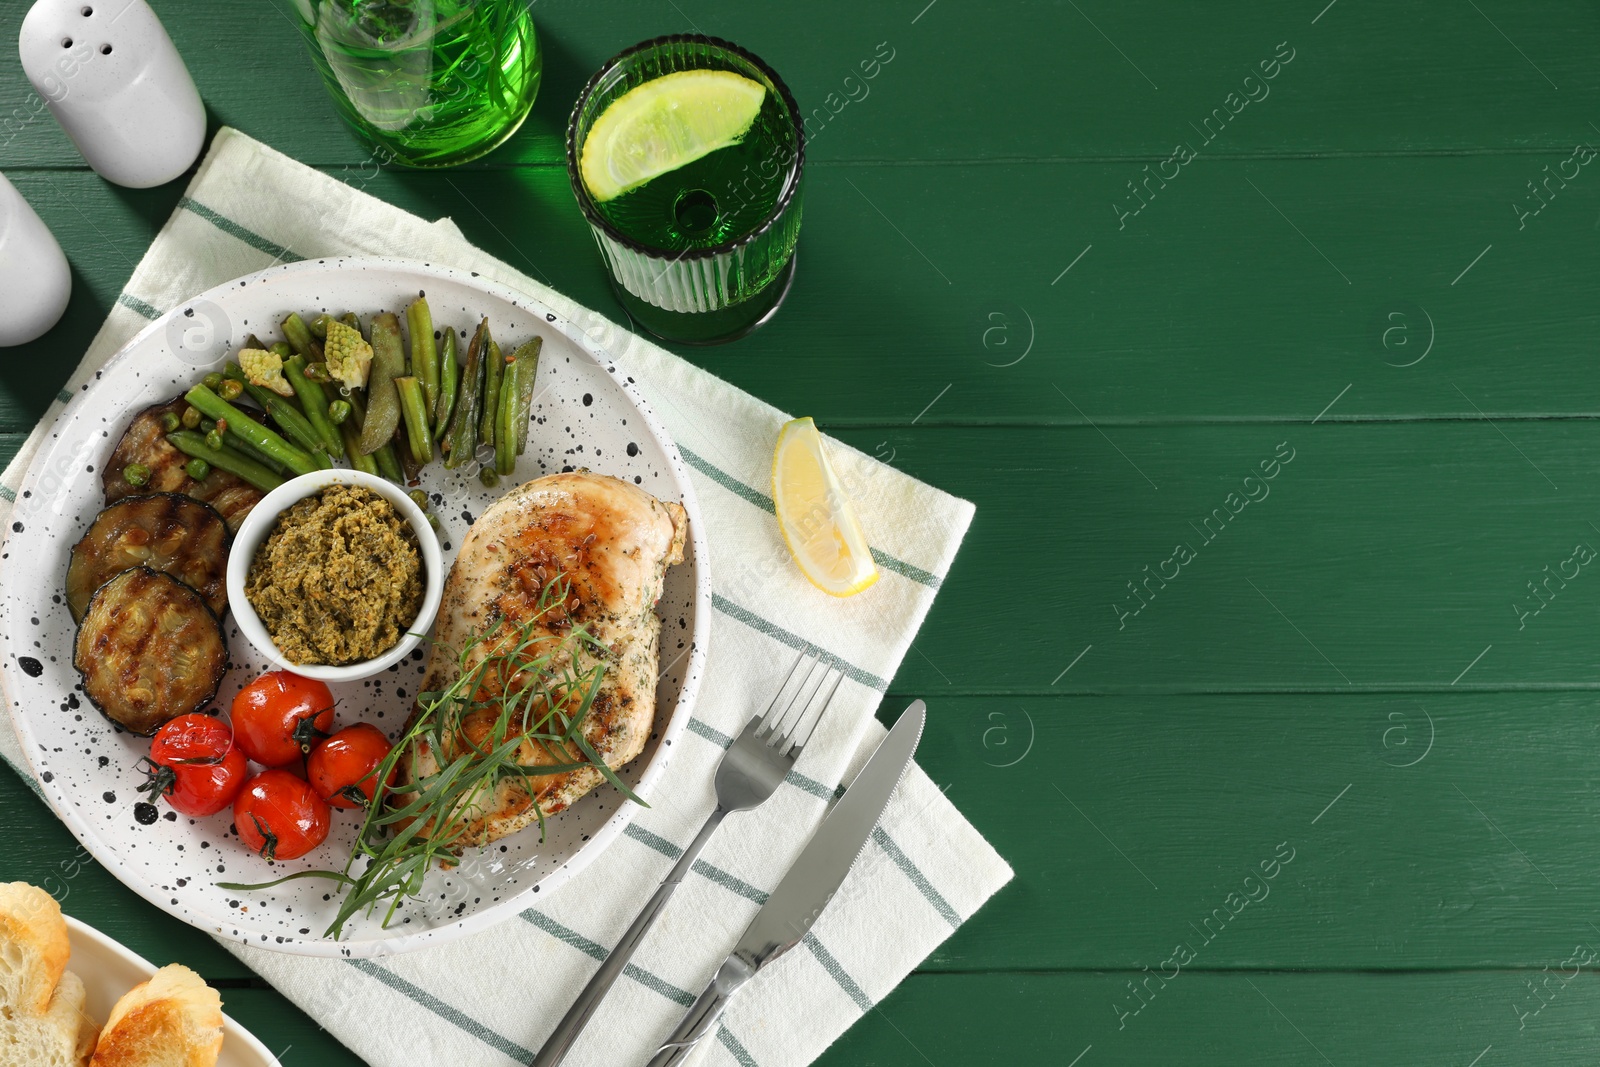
[579, 69, 767, 203]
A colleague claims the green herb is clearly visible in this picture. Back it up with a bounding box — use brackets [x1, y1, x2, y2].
[220, 577, 642, 940]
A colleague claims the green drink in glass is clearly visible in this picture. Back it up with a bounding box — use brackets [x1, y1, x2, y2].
[292, 0, 542, 168]
[568, 36, 804, 345]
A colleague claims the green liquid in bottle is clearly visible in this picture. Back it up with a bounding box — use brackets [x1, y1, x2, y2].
[299, 0, 542, 168]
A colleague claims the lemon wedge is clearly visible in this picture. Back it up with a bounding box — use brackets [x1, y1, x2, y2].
[772, 417, 879, 597]
[579, 69, 767, 203]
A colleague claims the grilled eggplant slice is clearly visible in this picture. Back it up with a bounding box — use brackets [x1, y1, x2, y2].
[73, 567, 228, 735]
[66, 494, 230, 622]
[104, 398, 264, 530]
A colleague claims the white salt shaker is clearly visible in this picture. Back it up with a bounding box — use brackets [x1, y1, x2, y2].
[18, 0, 206, 188]
[0, 172, 72, 346]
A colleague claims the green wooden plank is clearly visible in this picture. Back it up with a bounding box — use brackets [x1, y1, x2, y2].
[823, 420, 1600, 693]
[8, 153, 1600, 434]
[5, 1, 1600, 170]
[826, 971, 1600, 1066]
[900, 692, 1600, 972]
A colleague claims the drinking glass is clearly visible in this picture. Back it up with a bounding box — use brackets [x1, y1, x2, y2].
[567, 35, 805, 345]
[291, 0, 542, 168]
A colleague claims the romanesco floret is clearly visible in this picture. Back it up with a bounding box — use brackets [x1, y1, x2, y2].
[238, 347, 294, 397]
[323, 319, 373, 391]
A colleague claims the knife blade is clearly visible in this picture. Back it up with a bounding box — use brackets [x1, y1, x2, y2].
[645, 700, 927, 1067]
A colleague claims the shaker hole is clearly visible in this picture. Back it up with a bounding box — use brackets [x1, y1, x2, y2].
[61, 37, 72, 47]
[81, 6, 93, 15]
[100, 44, 111, 54]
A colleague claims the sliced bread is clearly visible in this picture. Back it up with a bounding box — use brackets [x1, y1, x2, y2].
[0, 881, 98, 1067]
[89, 964, 222, 1067]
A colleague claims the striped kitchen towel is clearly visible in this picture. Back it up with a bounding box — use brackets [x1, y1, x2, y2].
[0, 128, 1011, 1067]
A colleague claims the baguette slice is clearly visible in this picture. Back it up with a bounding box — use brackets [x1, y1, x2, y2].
[90, 965, 222, 1067]
[0, 881, 98, 1067]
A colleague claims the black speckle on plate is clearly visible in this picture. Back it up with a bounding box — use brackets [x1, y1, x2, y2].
[18, 656, 43, 677]
[134, 802, 159, 825]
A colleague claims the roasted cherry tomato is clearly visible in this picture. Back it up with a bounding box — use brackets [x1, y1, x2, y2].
[307, 723, 394, 809]
[138, 713, 247, 817]
[233, 769, 331, 861]
[230, 671, 335, 767]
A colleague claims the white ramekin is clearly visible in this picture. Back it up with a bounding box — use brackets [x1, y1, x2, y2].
[225, 468, 444, 683]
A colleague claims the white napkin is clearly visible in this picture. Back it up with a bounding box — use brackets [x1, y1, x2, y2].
[0, 128, 1011, 1067]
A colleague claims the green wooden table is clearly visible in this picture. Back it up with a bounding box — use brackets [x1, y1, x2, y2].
[6, 0, 1600, 1062]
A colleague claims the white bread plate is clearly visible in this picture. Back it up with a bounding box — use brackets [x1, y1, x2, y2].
[65, 915, 279, 1067]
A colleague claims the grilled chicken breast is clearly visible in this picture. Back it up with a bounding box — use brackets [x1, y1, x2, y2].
[400, 470, 687, 850]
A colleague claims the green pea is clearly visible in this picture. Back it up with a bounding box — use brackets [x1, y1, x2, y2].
[184, 458, 211, 481]
[122, 463, 151, 487]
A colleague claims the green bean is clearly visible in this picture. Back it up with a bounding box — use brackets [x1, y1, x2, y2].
[478, 466, 500, 488]
[243, 334, 264, 350]
[406, 297, 439, 426]
[394, 375, 433, 465]
[494, 350, 516, 477]
[270, 341, 293, 360]
[285, 354, 346, 458]
[310, 313, 332, 339]
[282, 313, 323, 361]
[358, 312, 405, 456]
[340, 312, 361, 331]
[165, 432, 284, 493]
[478, 330, 502, 451]
[340, 418, 378, 476]
[444, 319, 486, 470]
[433, 327, 459, 442]
[223, 364, 323, 455]
[509, 337, 541, 456]
[303, 362, 333, 384]
[375, 443, 404, 483]
[183, 384, 319, 477]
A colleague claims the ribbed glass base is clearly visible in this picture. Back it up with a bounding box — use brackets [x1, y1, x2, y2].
[613, 249, 797, 346]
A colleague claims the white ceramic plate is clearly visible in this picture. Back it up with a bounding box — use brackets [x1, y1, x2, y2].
[65, 915, 280, 1067]
[0, 258, 710, 957]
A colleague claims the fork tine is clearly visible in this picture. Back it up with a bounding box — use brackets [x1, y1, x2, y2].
[756, 647, 812, 736]
[789, 670, 843, 754]
[775, 664, 840, 757]
[768, 654, 828, 746]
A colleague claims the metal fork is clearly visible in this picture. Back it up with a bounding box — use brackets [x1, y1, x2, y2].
[530, 649, 843, 1067]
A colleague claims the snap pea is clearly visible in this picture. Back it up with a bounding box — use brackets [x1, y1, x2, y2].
[357, 312, 405, 456]
[433, 327, 459, 442]
[183, 384, 319, 477]
[478, 331, 502, 451]
[281, 312, 323, 361]
[406, 297, 439, 425]
[509, 337, 541, 457]
[223, 364, 323, 456]
[494, 350, 516, 476]
[395, 375, 433, 465]
[444, 319, 486, 470]
[285, 354, 346, 458]
[165, 431, 284, 493]
[348, 390, 403, 483]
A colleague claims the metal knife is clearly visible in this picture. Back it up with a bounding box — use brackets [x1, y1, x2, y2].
[644, 699, 927, 1067]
